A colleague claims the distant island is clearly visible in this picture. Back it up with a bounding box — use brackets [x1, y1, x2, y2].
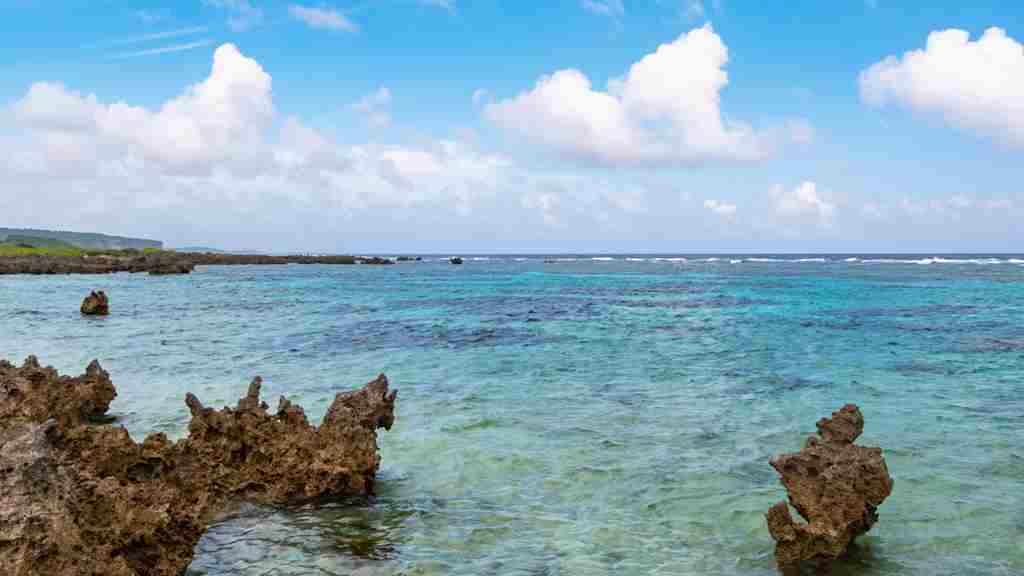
[0, 228, 161, 250]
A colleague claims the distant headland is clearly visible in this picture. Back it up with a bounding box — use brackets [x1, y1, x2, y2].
[0, 228, 161, 251]
[0, 227, 398, 274]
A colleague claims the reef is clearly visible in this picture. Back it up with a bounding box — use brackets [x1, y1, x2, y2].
[80, 290, 110, 315]
[0, 252, 393, 275]
[766, 404, 894, 569]
[0, 357, 396, 576]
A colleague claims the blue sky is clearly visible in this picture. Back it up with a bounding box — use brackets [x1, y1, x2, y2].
[0, 1, 1021, 252]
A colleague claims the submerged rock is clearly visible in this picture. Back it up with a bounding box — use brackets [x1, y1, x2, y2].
[766, 404, 894, 569]
[0, 358, 397, 576]
[80, 290, 109, 315]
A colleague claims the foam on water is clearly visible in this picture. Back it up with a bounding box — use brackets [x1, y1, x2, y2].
[1, 256, 1022, 575]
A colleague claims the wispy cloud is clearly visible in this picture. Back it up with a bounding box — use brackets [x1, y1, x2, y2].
[133, 10, 166, 25]
[110, 39, 213, 59]
[351, 86, 392, 128]
[112, 26, 208, 45]
[419, 0, 455, 13]
[582, 0, 624, 18]
[288, 5, 358, 32]
[684, 1, 705, 20]
[203, 0, 264, 31]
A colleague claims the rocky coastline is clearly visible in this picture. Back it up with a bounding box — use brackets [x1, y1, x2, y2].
[0, 357, 396, 575]
[0, 251, 394, 275]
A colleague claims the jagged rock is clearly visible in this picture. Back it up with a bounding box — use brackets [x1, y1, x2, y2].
[0, 357, 116, 428]
[0, 358, 397, 576]
[766, 404, 894, 569]
[80, 290, 109, 315]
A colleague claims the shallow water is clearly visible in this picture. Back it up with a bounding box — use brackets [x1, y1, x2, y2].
[1, 255, 1022, 575]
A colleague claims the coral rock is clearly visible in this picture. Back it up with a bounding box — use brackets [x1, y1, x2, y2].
[766, 404, 894, 569]
[0, 357, 116, 428]
[0, 358, 396, 576]
[80, 290, 109, 315]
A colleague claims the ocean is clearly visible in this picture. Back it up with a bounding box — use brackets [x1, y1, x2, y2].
[2, 255, 1022, 575]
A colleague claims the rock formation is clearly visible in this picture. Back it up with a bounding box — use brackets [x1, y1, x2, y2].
[766, 404, 894, 569]
[0, 357, 397, 576]
[80, 290, 110, 315]
[0, 252, 394, 275]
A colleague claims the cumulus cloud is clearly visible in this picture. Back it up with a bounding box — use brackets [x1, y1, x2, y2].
[1, 43, 515, 249]
[15, 44, 273, 174]
[288, 4, 358, 32]
[859, 27, 1024, 147]
[703, 199, 736, 217]
[769, 181, 836, 230]
[485, 25, 808, 168]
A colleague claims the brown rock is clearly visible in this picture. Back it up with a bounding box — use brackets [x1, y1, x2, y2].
[0, 357, 116, 428]
[766, 404, 894, 569]
[0, 252, 394, 275]
[80, 290, 109, 315]
[0, 358, 397, 576]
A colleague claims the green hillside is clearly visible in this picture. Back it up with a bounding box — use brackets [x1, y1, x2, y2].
[4, 235, 80, 249]
[0, 228, 162, 250]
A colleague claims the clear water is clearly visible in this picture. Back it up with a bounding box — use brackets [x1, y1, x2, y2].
[1, 256, 1022, 575]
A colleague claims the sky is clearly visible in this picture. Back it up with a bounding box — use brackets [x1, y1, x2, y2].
[0, 0, 1021, 253]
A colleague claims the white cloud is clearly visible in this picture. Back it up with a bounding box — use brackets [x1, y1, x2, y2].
[203, 0, 263, 31]
[113, 26, 208, 45]
[522, 193, 561, 227]
[288, 4, 358, 32]
[111, 40, 213, 59]
[582, 0, 624, 17]
[859, 27, 1024, 147]
[703, 199, 736, 217]
[472, 88, 490, 106]
[15, 44, 273, 173]
[515, 174, 652, 231]
[769, 181, 836, 229]
[485, 25, 807, 168]
[2, 43, 515, 248]
[861, 201, 885, 220]
[351, 86, 393, 129]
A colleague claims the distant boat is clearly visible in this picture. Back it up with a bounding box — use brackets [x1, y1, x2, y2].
[449, 257, 464, 265]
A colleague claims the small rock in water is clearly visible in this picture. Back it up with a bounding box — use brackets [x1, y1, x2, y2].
[766, 404, 894, 569]
[80, 290, 109, 315]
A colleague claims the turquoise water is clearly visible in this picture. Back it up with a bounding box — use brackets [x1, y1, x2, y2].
[1, 256, 1022, 575]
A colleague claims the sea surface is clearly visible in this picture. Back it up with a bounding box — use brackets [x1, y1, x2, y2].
[2, 255, 1022, 575]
